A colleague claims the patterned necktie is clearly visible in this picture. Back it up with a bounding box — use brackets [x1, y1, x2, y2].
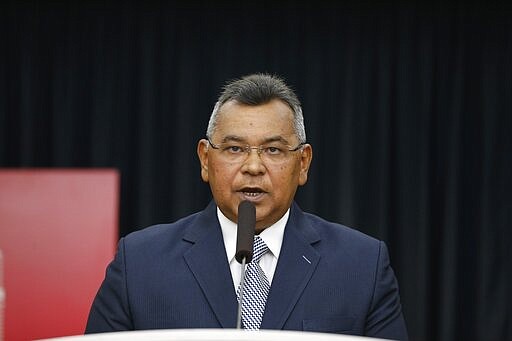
[237, 235, 270, 330]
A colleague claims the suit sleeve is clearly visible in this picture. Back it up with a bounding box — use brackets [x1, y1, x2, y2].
[365, 241, 409, 341]
[85, 238, 134, 333]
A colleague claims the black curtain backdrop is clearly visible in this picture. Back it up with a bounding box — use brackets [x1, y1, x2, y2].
[1, 1, 511, 340]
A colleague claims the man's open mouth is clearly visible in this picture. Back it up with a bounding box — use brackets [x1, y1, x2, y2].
[239, 188, 266, 200]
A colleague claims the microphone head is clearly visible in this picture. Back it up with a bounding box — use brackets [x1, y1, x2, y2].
[235, 200, 256, 264]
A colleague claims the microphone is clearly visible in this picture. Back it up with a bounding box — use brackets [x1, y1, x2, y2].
[235, 200, 255, 329]
[235, 200, 256, 264]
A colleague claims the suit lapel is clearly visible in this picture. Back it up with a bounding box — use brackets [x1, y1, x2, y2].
[182, 202, 238, 328]
[261, 203, 321, 329]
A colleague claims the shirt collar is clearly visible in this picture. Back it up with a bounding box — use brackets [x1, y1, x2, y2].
[218, 206, 289, 262]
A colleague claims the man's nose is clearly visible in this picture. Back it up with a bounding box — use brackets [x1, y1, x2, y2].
[241, 148, 266, 174]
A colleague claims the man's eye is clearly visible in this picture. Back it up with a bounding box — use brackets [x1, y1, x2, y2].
[225, 145, 244, 153]
[264, 146, 283, 155]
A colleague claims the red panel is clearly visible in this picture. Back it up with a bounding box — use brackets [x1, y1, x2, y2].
[0, 169, 119, 340]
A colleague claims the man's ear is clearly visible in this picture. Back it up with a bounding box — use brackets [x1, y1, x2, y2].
[298, 144, 313, 186]
[197, 139, 209, 183]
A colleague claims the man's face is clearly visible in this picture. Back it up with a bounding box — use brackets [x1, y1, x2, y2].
[197, 99, 313, 233]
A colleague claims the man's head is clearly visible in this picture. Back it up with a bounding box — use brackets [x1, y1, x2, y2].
[197, 73, 313, 233]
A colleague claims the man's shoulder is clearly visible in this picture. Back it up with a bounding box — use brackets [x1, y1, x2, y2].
[122, 209, 204, 247]
[304, 212, 378, 241]
[296, 209, 382, 257]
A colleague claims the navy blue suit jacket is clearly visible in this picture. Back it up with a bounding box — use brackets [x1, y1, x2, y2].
[86, 201, 408, 340]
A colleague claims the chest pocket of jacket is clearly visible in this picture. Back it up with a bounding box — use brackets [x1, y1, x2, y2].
[302, 316, 355, 333]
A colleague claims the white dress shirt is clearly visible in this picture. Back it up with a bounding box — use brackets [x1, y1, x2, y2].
[217, 207, 288, 291]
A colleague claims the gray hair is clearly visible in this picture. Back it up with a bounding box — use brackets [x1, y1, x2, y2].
[206, 73, 306, 144]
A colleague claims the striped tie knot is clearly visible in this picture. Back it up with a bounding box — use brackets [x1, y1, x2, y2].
[252, 236, 269, 263]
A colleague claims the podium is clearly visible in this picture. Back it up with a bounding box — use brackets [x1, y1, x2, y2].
[38, 329, 387, 340]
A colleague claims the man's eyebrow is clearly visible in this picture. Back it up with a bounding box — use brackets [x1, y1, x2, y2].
[262, 136, 290, 145]
[221, 135, 245, 143]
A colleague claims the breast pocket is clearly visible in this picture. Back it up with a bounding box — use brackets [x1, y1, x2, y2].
[302, 316, 355, 333]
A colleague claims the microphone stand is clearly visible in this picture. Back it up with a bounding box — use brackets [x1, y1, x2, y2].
[236, 256, 248, 329]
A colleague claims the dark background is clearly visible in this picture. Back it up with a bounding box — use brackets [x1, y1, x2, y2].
[1, 1, 511, 340]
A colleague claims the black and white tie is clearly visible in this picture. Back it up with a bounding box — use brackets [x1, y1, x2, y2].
[237, 235, 270, 330]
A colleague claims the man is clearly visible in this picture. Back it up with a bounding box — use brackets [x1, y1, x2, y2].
[86, 73, 408, 340]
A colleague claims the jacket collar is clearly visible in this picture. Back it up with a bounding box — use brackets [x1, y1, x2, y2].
[261, 202, 321, 329]
[182, 201, 238, 328]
